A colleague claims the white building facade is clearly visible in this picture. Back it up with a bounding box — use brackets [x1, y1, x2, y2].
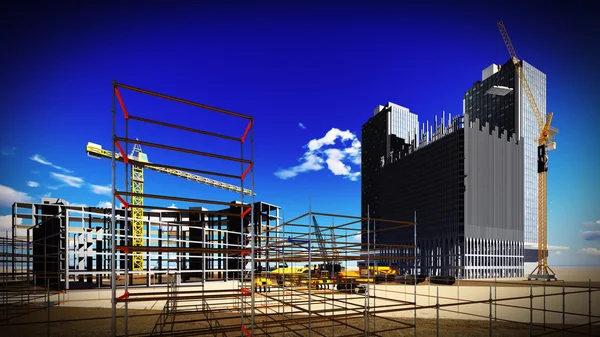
[374, 102, 419, 144]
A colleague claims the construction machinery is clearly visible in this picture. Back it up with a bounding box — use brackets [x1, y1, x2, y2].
[308, 216, 342, 289]
[268, 217, 341, 290]
[359, 265, 398, 282]
[86, 142, 254, 271]
[497, 21, 559, 281]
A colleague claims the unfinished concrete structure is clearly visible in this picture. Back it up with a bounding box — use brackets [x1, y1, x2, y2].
[9, 199, 280, 289]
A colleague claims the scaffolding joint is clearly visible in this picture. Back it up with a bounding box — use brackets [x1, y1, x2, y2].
[241, 120, 252, 143]
[115, 193, 130, 209]
[242, 164, 252, 180]
[242, 207, 251, 218]
[114, 87, 129, 119]
[117, 291, 130, 300]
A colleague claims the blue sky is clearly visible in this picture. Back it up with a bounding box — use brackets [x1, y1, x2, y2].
[0, 1, 598, 266]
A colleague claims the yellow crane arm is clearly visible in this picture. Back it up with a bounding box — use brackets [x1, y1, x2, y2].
[86, 143, 255, 196]
[497, 20, 548, 142]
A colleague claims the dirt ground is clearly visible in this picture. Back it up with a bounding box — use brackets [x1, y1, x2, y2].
[2, 305, 598, 336]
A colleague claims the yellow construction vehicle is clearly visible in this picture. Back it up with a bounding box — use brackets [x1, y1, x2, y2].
[253, 273, 273, 292]
[359, 265, 398, 282]
[270, 265, 308, 287]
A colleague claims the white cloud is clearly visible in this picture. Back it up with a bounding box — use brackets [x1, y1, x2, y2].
[578, 248, 600, 256]
[70, 203, 88, 207]
[2, 146, 16, 156]
[307, 128, 355, 151]
[27, 181, 39, 188]
[343, 139, 361, 165]
[354, 234, 361, 243]
[90, 184, 111, 196]
[97, 201, 112, 208]
[597, 220, 600, 225]
[42, 192, 52, 198]
[50, 172, 84, 188]
[582, 231, 600, 241]
[275, 128, 361, 181]
[323, 148, 361, 181]
[0, 185, 33, 207]
[0, 215, 13, 231]
[30, 154, 73, 173]
[275, 152, 324, 179]
[168, 203, 177, 209]
[0, 215, 23, 238]
[299, 122, 306, 130]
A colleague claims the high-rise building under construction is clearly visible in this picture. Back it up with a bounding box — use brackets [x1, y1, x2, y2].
[362, 73, 527, 278]
[463, 59, 547, 273]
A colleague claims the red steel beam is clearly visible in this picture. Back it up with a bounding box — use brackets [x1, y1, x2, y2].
[114, 141, 128, 164]
[241, 120, 252, 143]
[241, 164, 252, 180]
[115, 193, 129, 209]
[241, 207, 251, 218]
[114, 87, 129, 119]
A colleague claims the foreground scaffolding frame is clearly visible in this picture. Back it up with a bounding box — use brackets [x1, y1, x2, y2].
[110, 81, 256, 336]
[3, 207, 598, 336]
[110, 210, 418, 336]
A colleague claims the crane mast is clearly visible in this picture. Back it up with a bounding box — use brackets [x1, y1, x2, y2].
[497, 20, 558, 281]
[130, 143, 145, 271]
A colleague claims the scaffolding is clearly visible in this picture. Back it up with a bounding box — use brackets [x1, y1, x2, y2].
[109, 81, 257, 337]
[2, 207, 599, 336]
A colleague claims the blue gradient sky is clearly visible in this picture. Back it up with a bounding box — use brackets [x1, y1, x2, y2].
[1, 1, 598, 266]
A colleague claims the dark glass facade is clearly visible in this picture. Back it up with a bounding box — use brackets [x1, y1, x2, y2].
[464, 59, 518, 140]
[361, 110, 524, 278]
[361, 111, 412, 245]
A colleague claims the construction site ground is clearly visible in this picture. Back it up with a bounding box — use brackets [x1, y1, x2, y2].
[3, 277, 599, 337]
[4, 305, 599, 337]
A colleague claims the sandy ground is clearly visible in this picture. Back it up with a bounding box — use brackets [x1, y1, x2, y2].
[551, 266, 600, 282]
[4, 306, 599, 336]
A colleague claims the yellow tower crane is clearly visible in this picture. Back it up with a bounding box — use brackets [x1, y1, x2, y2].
[86, 142, 254, 271]
[497, 20, 559, 281]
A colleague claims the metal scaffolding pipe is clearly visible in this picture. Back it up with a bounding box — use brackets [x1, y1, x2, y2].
[115, 82, 252, 119]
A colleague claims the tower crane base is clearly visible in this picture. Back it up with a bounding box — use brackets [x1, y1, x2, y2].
[527, 273, 557, 281]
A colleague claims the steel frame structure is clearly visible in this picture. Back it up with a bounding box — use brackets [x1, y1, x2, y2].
[7, 201, 279, 289]
[110, 210, 418, 336]
[110, 81, 256, 336]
